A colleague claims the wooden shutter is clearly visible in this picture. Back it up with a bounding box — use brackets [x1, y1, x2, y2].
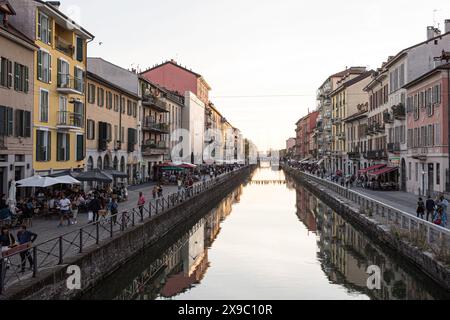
[24, 66, 29, 93]
[7, 59, 12, 88]
[57, 59, 62, 86]
[37, 12, 41, 40]
[14, 62, 19, 91]
[48, 54, 52, 83]
[24, 111, 31, 138]
[76, 37, 83, 62]
[6, 107, 13, 136]
[66, 134, 70, 161]
[37, 51, 42, 81]
[0, 106, 5, 135]
[15, 109, 22, 137]
[76, 134, 84, 161]
[47, 131, 51, 161]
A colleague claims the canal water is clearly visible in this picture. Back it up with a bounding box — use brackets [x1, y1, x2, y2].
[81, 166, 450, 300]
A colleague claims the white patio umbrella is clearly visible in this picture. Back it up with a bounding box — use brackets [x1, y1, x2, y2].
[7, 180, 16, 213]
[53, 175, 81, 185]
[16, 175, 60, 188]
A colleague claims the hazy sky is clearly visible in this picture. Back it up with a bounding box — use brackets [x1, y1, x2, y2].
[60, 0, 450, 150]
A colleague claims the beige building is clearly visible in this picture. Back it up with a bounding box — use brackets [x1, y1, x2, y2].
[86, 60, 139, 185]
[0, 2, 37, 196]
[330, 70, 372, 174]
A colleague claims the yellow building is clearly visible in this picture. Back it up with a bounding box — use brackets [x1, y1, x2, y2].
[10, 1, 94, 175]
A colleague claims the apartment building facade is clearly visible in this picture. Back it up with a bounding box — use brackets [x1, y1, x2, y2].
[85, 58, 139, 184]
[10, 0, 94, 176]
[0, 1, 36, 196]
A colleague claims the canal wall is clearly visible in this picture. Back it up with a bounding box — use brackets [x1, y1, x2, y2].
[283, 166, 450, 291]
[4, 166, 255, 300]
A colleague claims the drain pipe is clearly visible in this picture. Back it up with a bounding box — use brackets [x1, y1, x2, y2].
[447, 69, 450, 193]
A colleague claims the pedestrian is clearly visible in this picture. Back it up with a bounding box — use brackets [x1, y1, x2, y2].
[58, 194, 72, 227]
[152, 186, 157, 200]
[110, 198, 119, 224]
[88, 195, 102, 222]
[440, 196, 448, 227]
[137, 192, 145, 217]
[425, 195, 435, 222]
[416, 197, 425, 219]
[157, 185, 163, 198]
[0, 226, 16, 248]
[16, 225, 37, 272]
[177, 177, 183, 192]
[71, 195, 80, 225]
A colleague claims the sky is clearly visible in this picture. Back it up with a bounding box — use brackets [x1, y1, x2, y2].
[59, 0, 450, 151]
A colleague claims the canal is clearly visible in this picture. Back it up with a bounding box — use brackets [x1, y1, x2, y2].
[81, 166, 450, 300]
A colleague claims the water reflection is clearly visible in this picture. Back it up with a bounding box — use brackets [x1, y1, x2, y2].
[82, 168, 449, 300]
[291, 178, 450, 300]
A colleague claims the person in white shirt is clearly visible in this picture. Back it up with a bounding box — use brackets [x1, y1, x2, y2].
[58, 194, 71, 227]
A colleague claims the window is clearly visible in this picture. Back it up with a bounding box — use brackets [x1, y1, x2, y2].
[120, 126, 124, 142]
[121, 97, 125, 114]
[399, 64, 405, 87]
[57, 59, 69, 88]
[87, 119, 95, 140]
[415, 163, 418, 182]
[132, 102, 137, 118]
[435, 124, 441, 145]
[36, 130, 51, 162]
[114, 94, 119, 112]
[127, 100, 132, 116]
[76, 134, 84, 161]
[106, 91, 112, 109]
[76, 36, 84, 62]
[88, 83, 96, 104]
[39, 89, 49, 122]
[13, 63, 29, 93]
[37, 12, 52, 45]
[437, 163, 441, 185]
[0, 57, 12, 88]
[57, 132, 70, 161]
[114, 125, 118, 142]
[409, 162, 412, 180]
[106, 123, 112, 142]
[74, 67, 84, 93]
[0, 106, 13, 136]
[37, 50, 51, 83]
[97, 87, 104, 107]
[14, 110, 31, 138]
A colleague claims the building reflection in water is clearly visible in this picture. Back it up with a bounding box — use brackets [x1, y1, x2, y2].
[111, 185, 244, 300]
[290, 177, 448, 300]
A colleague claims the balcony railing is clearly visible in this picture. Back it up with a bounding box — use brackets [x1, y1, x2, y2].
[57, 74, 84, 94]
[387, 142, 401, 153]
[57, 111, 84, 129]
[142, 94, 168, 112]
[411, 147, 428, 160]
[142, 140, 169, 156]
[365, 150, 388, 160]
[383, 111, 393, 124]
[393, 103, 406, 120]
[347, 152, 361, 160]
[142, 118, 170, 133]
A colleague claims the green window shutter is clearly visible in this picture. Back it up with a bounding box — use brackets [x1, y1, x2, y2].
[66, 134, 70, 161]
[14, 62, 19, 91]
[0, 106, 5, 135]
[57, 59, 62, 86]
[7, 60, 12, 88]
[24, 111, 31, 138]
[76, 134, 84, 161]
[37, 12, 41, 40]
[14, 109, 21, 137]
[6, 107, 13, 136]
[76, 37, 83, 62]
[47, 131, 51, 161]
[37, 51, 42, 81]
[24, 66, 29, 93]
[36, 130, 42, 161]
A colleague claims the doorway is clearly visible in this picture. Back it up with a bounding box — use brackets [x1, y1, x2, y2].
[401, 159, 407, 192]
[428, 163, 434, 196]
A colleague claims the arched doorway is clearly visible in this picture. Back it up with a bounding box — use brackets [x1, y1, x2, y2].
[113, 156, 119, 170]
[401, 158, 407, 192]
[120, 156, 125, 172]
[104, 154, 111, 169]
[97, 156, 103, 170]
[87, 156, 94, 171]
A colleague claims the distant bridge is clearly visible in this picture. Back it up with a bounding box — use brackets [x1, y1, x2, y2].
[249, 180, 286, 185]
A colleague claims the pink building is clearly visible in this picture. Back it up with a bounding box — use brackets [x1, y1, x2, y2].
[404, 63, 450, 196]
[295, 111, 319, 160]
[140, 60, 211, 105]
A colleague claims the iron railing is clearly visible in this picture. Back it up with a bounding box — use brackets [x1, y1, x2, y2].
[0, 166, 249, 294]
[285, 167, 450, 249]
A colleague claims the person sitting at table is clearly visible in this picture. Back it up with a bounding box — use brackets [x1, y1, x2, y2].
[0, 207, 12, 225]
[0, 226, 16, 249]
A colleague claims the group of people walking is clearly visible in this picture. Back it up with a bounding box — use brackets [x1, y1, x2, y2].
[416, 195, 448, 227]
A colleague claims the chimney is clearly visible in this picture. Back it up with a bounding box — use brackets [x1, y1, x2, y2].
[47, 1, 61, 9]
[427, 26, 441, 40]
[446, 19, 450, 34]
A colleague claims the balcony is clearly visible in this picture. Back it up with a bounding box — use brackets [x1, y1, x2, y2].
[393, 103, 406, 120]
[142, 118, 170, 134]
[412, 148, 428, 161]
[56, 37, 74, 56]
[365, 150, 388, 160]
[142, 94, 168, 113]
[383, 111, 393, 124]
[337, 132, 346, 140]
[347, 152, 361, 160]
[57, 111, 84, 130]
[332, 117, 341, 124]
[142, 140, 169, 157]
[57, 74, 84, 94]
[387, 142, 401, 153]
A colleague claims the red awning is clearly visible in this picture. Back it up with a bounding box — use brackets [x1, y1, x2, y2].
[368, 166, 399, 176]
[358, 164, 386, 175]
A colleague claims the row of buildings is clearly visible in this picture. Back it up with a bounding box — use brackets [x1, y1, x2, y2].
[0, 0, 248, 197]
[287, 21, 450, 197]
